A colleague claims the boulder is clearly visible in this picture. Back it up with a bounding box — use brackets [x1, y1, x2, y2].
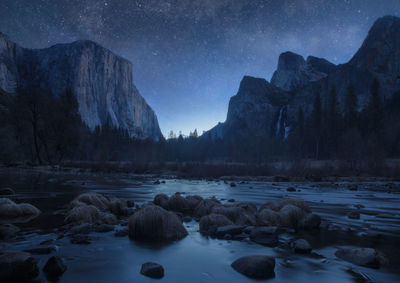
[193, 199, 220, 218]
[260, 200, 279, 211]
[65, 204, 101, 224]
[168, 193, 189, 213]
[278, 198, 311, 213]
[211, 205, 256, 226]
[73, 193, 110, 211]
[335, 248, 380, 268]
[70, 223, 94, 234]
[279, 204, 306, 230]
[0, 224, 20, 240]
[0, 188, 15, 195]
[258, 208, 280, 226]
[185, 195, 203, 211]
[128, 205, 188, 242]
[0, 198, 40, 223]
[292, 239, 312, 253]
[0, 251, 39, 283]
[100, 212, 118, 225]
[153, 194, 169, 209]
[199, 213, 233, 236]
[109, 197, 129, 216]
[140, 262, 164, 279]
[43, 256, 67, 281]
[301, 213, 321, 229]
[231, 255, 275, 279]
[249, 227, 279, 247]
[215, 225, 244, 239]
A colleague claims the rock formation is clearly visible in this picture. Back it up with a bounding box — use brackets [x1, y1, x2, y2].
[0, 33, 162, 140]
[204, 15, 400, 141]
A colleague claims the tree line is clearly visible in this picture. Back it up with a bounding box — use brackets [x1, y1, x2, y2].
[0, 80, 399, 167]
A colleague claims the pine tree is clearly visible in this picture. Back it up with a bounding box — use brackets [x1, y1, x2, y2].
[344, 84, 358, 130]
[312, 93, 322, 159]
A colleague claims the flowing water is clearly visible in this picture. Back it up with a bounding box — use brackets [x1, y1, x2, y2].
[1, 170, 400, 283]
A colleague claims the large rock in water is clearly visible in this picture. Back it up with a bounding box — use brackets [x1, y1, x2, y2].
[0, 198, 40, 223]
[128, 205, 188, 242]
[231, 255, 275, 279]
[0, 251, 39, 282]
[43, 256, 67, 281]
[335, 248, 380, 268]
[0, 32, 161, 140]
[140, 262, 164, 279]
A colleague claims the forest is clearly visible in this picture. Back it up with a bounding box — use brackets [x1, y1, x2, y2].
[0, 80, 399, 175]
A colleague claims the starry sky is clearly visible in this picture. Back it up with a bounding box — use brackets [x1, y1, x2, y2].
[1, 0, 399, 136]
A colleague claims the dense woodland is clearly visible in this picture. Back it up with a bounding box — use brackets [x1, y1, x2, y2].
[0, 80, 400, 173]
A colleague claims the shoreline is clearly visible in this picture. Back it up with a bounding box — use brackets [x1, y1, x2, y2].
[0, 162, 399, 184]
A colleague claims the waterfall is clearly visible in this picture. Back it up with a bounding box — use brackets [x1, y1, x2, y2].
[275, 107, 283, 137]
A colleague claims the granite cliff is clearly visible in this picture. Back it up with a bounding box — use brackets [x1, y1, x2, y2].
[0, 33, 162, 140]
[205, 15, 400, 141]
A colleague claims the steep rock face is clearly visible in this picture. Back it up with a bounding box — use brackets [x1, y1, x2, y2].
[0, 35, 162, 140]
[271, 52, 335, 91]
[0, 33, 19, 94]
[349, 16, 400, 76]
[205, 15, 400, 141]
[205, 76, 290, 140]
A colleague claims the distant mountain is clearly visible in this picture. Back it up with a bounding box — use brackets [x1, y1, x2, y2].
[204, 15, 400, 141]
[0, 33, 162, 141]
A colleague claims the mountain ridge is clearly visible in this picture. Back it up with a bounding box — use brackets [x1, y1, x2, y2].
[0, 33, 162, 141]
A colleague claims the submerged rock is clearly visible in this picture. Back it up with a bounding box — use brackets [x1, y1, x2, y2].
[43, 256, 67, 281]
[335, 248, 380, 268]
[70, 234, 92, 245]
[140, 262, 164, 279]
[249, 227, 279, 247]
[0, 251, 39, 283]
[231, 255, 275, 279]
[292, 239, 312, 254]
[128, 205, 187, 242]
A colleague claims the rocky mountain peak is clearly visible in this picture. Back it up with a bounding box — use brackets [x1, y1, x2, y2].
[271, 51, 332, 91]
[349, 15, 400, 76]
[238, 76, 269, 96]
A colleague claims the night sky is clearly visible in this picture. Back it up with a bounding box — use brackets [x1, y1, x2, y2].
[1, 0, 399, 136]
